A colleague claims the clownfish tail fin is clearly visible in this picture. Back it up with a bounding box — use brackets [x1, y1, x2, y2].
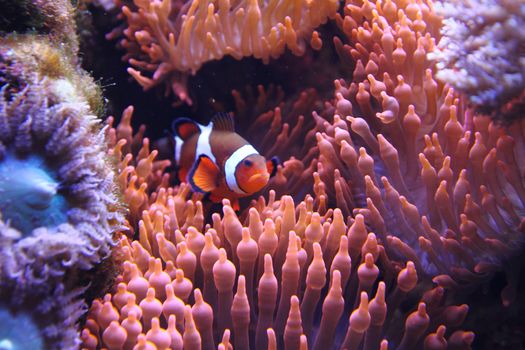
[172, 117, 200, 140]
[211, 112, 235, 132]
[267, 156, 280, 177]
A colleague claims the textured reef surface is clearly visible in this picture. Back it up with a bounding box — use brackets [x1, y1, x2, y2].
[0, 0, 524, 349]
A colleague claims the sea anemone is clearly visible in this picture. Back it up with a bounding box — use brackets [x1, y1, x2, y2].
[81, 0, 525, 348]
[0, 74, 123, 287]
[106, 105, 173, 227]
[0, 2, 134, 343]
[225, 0, 525, 306]
[0, 32, 127, 348]
[84, 108, 474, 349]
[108, 0, 339, 104]
[83, 194, 473, 349]
[0, 288, 86, 349]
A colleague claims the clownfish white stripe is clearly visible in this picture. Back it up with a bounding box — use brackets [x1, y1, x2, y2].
[196, 122, 216, 163]
[174, 135, 183, 165]
[225, 144, 259, 194]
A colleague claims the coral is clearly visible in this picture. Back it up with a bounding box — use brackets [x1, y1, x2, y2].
[428, 0, 525, 121]
[109, 0, 339, 104]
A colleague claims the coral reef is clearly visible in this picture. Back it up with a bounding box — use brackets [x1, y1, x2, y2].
[428, 0, 525, 122]
[109, 0, 339, 104]
[0, 0, 523, 347]
[78, 0, 525, 347]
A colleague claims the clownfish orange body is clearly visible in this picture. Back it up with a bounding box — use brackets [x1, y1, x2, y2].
[172, 113, 278, 210]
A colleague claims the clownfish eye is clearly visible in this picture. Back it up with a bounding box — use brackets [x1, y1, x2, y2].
[243, 159, 253, 167]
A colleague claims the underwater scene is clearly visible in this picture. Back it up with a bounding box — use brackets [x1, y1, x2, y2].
[0, 0, 524, 349]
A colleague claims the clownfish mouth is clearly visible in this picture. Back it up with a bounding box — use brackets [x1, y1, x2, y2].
[246, 173, 270, 193]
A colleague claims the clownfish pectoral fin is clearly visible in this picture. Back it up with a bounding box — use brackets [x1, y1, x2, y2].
[267, 156, 280, 177]
[211, 112, 235, 132]
[172, 118, 200, 141]
[188, 154, 220, 193]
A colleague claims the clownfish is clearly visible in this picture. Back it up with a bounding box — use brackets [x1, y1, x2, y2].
[172, 113, 278, 210]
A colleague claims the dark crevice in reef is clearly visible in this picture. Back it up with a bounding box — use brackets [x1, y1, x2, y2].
[0, 0, 46, 34]
[466, 259, 525, 350]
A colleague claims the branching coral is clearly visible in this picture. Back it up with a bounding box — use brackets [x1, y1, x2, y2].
[428, 0, 525, 121]
[109, 0, 339, 104]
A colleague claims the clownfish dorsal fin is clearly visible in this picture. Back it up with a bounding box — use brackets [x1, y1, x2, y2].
[267, 156, 280, 177]
[211, 112, 235, 132]
[188, 154, 220, 193]
[172, 118, 200, 141]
